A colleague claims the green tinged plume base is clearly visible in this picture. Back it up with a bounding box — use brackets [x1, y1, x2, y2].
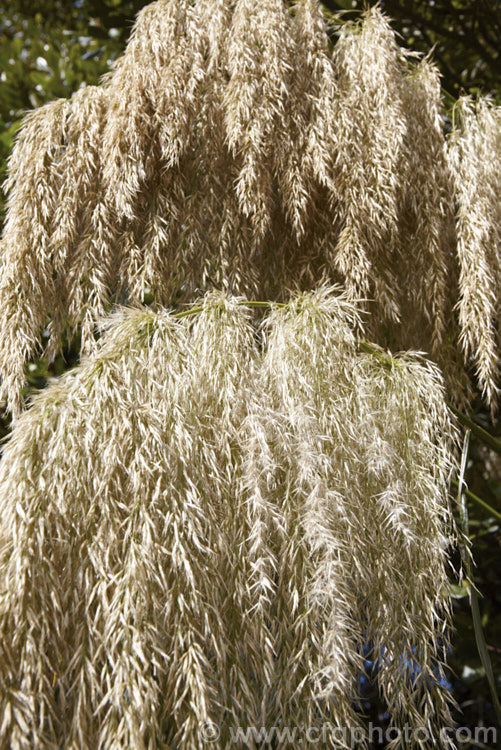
[0, 290, 458, 749]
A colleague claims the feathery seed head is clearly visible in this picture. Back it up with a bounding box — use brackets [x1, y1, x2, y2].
[1, 1, 501, 412]
[0, 290, 458, 747]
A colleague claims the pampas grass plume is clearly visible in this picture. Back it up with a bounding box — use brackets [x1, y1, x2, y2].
[0, 1, 500, 413]
[0, 290, 458, 748]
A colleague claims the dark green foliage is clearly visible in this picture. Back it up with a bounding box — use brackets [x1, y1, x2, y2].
[450, 414, 501, 731]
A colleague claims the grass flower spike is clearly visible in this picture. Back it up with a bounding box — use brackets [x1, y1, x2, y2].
[0, 1, 500, 413]
[0, 290, 458, 748]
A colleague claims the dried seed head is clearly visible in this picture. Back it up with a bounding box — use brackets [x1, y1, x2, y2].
[0, 0, 500, 414]
[0, 290, 458, 748]
[447, 97, 501, 409]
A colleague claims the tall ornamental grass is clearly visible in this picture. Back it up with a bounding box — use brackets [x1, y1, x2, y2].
[0, 290, 458, 749]
[0, 1, 492, 747]
[0, 0, 499, 415]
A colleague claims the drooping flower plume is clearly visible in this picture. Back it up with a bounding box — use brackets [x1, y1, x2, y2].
[447, 97, 501, 409]
[0, 0, 500, 414]
[0, 290, 458, 749]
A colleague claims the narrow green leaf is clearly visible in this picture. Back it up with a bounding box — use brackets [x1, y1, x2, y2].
[456, 430, 501, 727]
[448, 403, 501, 455]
